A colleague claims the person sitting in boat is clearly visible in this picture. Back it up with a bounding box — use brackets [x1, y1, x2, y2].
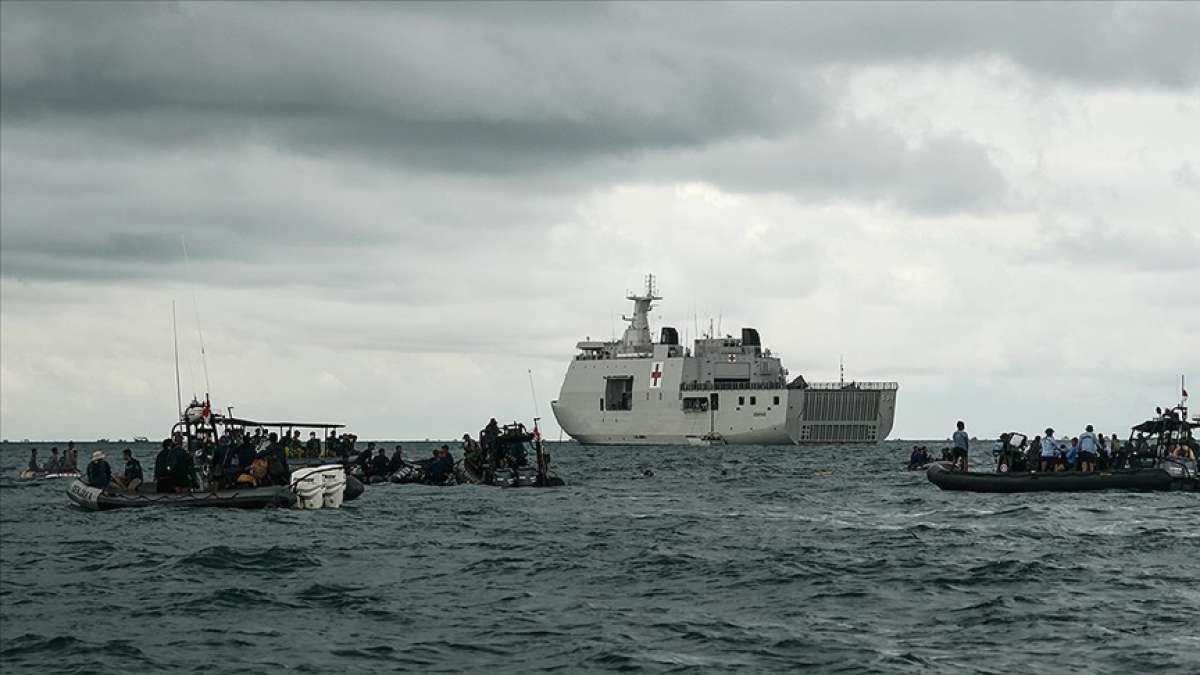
[1027, 436, 1042, 471]
[1078, 425, 1100, 472]
[369, 446, 390, 479]
[1039, 429, 1059, 472]
[115, 448, 143, 493]
[386, 445, 408, 473]
[85, 450, 113, 490]
[352, 442, 375, 476]
[424, 445, 455, 484]
[306, 432, 321, 458]
[43, 447, 63, 473]
[258, 432, 290, 487]
[907, 446, 926, 470]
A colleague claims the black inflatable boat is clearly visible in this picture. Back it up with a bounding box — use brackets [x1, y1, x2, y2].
[926, 464, 1197, 493]
[67, 480, 296, 511]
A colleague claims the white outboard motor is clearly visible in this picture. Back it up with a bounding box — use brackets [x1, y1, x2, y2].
[290, 467, 325, 510]
[319, 464, 346, 509]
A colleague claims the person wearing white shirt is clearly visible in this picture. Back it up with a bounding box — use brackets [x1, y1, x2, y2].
[1078, 425, 1100, 472]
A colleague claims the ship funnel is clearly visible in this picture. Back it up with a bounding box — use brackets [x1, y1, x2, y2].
[660, 327, 679, 345]
[741, 328, 761, 347]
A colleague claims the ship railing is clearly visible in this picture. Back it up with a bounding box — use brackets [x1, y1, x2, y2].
[680, 380, 788, 392]
[803, 381, 899, 391]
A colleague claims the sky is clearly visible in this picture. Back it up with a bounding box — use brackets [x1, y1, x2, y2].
[1, 1, 1197, 442]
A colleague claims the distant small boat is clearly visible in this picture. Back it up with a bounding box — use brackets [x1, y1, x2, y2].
[18, 470, 82, 481]
[132, 436, 149, 443]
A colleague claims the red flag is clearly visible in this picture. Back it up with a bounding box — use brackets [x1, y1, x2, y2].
[202, 398, 212, 420]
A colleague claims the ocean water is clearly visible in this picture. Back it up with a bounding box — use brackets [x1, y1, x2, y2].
[1, 440, 1197, 674]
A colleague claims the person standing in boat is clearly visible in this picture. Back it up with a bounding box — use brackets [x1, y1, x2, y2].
[154, 439, 175, 493]
[63, 441, 79, 472]
[951, 421, 969, 471]
[171, 437, 194, 493]
[1039, 428, 1059, 472]
[85, 450, 113, 490]
[306, 432, 321, 458]
[115, 448, 143, 492]
[27, 448, 41, 474]
[1077, 426, 1099, 472]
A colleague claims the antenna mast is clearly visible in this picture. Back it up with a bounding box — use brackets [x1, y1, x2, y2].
[528, 369, 540, 420]
[180, 236, 212, 400]
[172, 301, 183, 419]
[840, 355, 845, 386]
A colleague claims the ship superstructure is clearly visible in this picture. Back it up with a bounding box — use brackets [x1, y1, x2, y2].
[550, 276, 898, 445]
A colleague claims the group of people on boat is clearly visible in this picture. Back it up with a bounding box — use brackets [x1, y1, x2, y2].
[920, 412, 1198, 474]
[25, 441, 81, 476]
[80, 448, 143, 491]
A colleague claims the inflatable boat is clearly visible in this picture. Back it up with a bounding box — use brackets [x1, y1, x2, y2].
[67, 466, 365, 511]
[18, 470, 82, 481]
[926, 463, 1197, 493]
[67, 480, 296, 511]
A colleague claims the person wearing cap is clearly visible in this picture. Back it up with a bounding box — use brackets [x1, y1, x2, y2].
[85, 450, 113, 489]
[1040, 428, 1059, 472]
[115, 448, 143, 492]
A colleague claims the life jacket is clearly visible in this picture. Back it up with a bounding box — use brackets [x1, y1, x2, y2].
[249, 458, 269, 481]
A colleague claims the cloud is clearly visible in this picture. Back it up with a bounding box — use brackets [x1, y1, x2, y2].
[1, 2, 1198, 440]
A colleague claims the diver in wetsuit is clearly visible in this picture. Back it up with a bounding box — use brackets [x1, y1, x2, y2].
[353, 442, 374, 476]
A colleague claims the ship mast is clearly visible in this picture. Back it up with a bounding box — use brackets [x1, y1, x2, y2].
[619, 274, 660, 354]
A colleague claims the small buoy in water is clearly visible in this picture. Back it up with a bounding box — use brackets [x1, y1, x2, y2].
[642, 469, 654, 478]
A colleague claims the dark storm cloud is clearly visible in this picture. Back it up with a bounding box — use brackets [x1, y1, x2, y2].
[7, 1, 1193, 176]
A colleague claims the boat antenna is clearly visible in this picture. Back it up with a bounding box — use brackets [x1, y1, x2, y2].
[172, 300, 183, 419]
[180, 236, 212, 400]
[528, 369, 540, 420]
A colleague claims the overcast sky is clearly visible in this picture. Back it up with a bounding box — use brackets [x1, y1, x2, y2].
[2, 2, 1197, 442]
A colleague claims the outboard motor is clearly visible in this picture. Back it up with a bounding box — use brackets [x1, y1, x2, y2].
[660, 326, 679, 345]
[290, 467, 325, 509]
[318, 464, 347, 508]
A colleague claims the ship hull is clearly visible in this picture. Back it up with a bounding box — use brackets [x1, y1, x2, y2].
[551, 357, 897, 446]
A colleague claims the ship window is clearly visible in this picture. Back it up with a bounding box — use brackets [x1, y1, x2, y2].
[750, 396, 757, 406]
[709, 393, 719, 411]
[773, 396, 780, 405]
[605, 377, 633, 411]
[738, 396, 745, 406]
[600, 398, 604, 411]
[682, 397, 708, 412]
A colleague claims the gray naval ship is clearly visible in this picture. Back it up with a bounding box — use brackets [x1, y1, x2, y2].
[551, 277, 898, 445]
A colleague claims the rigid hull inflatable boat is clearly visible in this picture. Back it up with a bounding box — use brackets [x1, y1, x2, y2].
[67, 465, 364, 511]
[926, 464, 1195, 493]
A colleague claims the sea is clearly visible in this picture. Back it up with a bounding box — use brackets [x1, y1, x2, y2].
[1, 440, 1197, 674]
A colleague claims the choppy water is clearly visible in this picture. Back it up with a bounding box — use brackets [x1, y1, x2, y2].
[1, 441, 1198, 673]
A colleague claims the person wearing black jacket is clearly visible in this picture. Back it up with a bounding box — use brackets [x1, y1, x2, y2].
[369, 447, 390, 478]
[85, 450, 113, 489]
[386, 445, 407, 474]
[116, 448, 143, 492]
[154, 439, 175, 493]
